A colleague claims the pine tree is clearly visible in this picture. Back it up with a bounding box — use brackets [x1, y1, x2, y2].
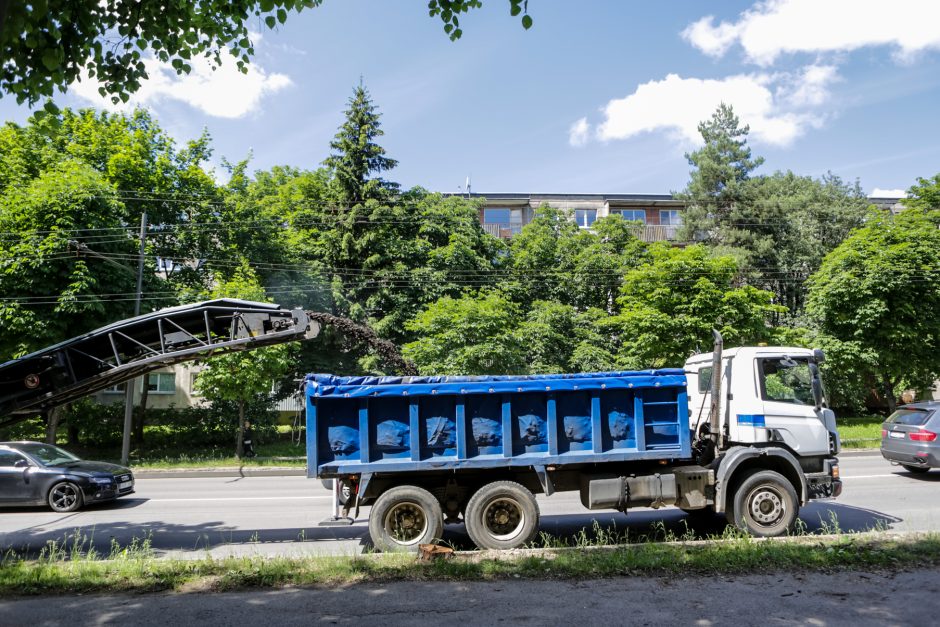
[323, 83, 399, 204]
[677, 103, 764, 247]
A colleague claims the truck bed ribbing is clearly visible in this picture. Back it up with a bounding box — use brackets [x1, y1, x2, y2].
[306, 370, 691, 477]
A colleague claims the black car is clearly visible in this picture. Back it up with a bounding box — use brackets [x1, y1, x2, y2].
[0, 441, 134, 512]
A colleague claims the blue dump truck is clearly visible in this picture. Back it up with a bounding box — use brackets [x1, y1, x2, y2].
[306, 340, 842, 551]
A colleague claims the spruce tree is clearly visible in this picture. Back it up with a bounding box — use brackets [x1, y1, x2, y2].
[323, 83, 398, 204]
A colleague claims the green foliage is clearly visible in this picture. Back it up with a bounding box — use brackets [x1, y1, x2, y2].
[506, 206, 647, 310]
[678, 105, 869, 316]
[322, 84, 399, 204]
[679, 103, 764, 215]
[403, 291, 526, 375]
[429, 0, 533, 41]
[612, 245, 785, 368]
[807, 208, 940, 411]
[0, 1, 324, 107]
[904, 174, 940, 211]
[194, 263, 293, 407]
[0, 160, 140, 357]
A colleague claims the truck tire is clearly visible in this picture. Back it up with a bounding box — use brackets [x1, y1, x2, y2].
[368, 485, 443, 553]
[729, 470, 799, 537]
[464, 481, 540, 550]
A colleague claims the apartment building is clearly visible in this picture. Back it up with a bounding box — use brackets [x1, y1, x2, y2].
[473, 193, 686, 242]
[473, 192, 906, 241]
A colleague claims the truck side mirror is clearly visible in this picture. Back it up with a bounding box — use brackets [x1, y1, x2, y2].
[808, 362, 824, 410]
[813, 348, 825, 363]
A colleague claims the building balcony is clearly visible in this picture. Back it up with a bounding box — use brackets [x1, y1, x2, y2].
[483, 222, 680, 242]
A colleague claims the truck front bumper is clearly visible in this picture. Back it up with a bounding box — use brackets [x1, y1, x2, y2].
[806, 458, 842, 499]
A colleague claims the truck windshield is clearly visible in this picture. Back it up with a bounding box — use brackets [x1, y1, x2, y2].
[761, 358, 814, 405]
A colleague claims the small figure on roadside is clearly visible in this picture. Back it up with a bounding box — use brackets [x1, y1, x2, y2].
[243, 421, 256, 458]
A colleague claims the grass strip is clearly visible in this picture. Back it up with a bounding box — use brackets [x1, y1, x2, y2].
[2, 532, 938, 596]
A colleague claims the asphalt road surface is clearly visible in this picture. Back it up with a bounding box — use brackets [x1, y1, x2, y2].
[0, 451, 936, 558]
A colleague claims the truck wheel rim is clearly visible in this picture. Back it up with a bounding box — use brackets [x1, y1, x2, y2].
[384, 502, 428, 545]
[51, 484, 78, 510]
[748, 485, 784, 526]
[482, 497, 526, 541]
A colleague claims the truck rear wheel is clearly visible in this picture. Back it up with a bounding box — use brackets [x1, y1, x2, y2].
[729, 470, 799, 537]
[368, 485, 443, 553]
[464, 481, 540, 550]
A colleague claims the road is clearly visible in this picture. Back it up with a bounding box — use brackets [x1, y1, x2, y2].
[0, 452, 937, 558]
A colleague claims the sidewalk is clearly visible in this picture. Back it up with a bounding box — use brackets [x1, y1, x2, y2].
[1, 568, 934, 625]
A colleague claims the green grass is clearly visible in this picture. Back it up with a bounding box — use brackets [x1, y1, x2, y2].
[837, 415, 883, 448]
[1, 530, 937, 595]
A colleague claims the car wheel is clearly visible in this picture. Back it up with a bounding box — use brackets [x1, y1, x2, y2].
[48, 481, 84, 513]
[368, 485, 443, 553]
[730, 470, 798, 537]
[901, 464, 931, 474]
[464, 481, 540, 550]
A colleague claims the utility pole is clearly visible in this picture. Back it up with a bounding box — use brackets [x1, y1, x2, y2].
[121, 212, 147, 466]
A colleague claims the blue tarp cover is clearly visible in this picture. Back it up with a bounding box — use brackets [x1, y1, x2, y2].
[306, 370, 686, 399]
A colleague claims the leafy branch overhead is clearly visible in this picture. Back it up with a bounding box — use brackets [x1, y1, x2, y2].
[0, 0, 533, 108]
[428, 0, 532, 40]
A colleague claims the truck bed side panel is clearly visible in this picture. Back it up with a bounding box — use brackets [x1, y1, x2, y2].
[305, 371, 690, 478]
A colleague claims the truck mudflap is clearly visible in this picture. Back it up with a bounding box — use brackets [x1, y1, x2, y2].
[806, 458, 841, 499]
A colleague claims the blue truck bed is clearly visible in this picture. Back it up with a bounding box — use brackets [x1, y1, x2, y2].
[305, 370, 691, 478]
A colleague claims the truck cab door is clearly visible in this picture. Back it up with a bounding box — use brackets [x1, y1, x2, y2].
[758, 356, 830, 456]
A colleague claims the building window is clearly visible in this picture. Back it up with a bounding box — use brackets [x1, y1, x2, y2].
[190, 373, 202, 397]
[482, 207, 524, 236]
[613, 209, 647, 223]
[147, 372, 176, 394]
[103, 382, 127, 394]
[575, 209, 597, 228]
[483, 207, 511, 227]
[659, 210, 683, 226]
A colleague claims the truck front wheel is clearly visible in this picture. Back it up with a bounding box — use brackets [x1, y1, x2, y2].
[464, 481, 540, 550]
[368, 485, 444, 553]
[729, 470, 799, 537]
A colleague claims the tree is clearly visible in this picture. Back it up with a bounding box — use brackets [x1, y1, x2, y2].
[193, 262, 292, 457]
[1, 1, 533, 107]
[679, 103, 764, 229]
[611, 244, 786, 369]
[506, 207, 647, 311]
[904, 174, 940, 211]
[0, 161, 143, 358]
[323, 83, 398, 204]
[678, 105, 869, 316]
[403, 291, 526, 375]
[806, 208, 940, 412]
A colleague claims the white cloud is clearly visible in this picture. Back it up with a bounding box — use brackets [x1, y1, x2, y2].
[568, 117, 590, 147]
[591, 67, 835, 148]
[70, 49, 291, 119]
[683, 0, 940, 66]
[870, 188, 907, 198]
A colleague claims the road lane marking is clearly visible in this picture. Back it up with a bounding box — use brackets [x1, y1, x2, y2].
[842, 474, 899, 479]
[146, 495, 333, 502]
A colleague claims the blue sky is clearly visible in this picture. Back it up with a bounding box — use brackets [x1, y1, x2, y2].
[3, 0, 940, 196]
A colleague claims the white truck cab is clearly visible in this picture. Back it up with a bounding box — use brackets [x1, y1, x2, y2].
[685, 346, 840, 458]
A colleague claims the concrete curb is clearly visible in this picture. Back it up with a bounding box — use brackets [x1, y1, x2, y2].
[134, 467, 306, 479]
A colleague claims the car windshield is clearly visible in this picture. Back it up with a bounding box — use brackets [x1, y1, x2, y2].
[887, 408, 934, 426]
[16, 443, 81, 466]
